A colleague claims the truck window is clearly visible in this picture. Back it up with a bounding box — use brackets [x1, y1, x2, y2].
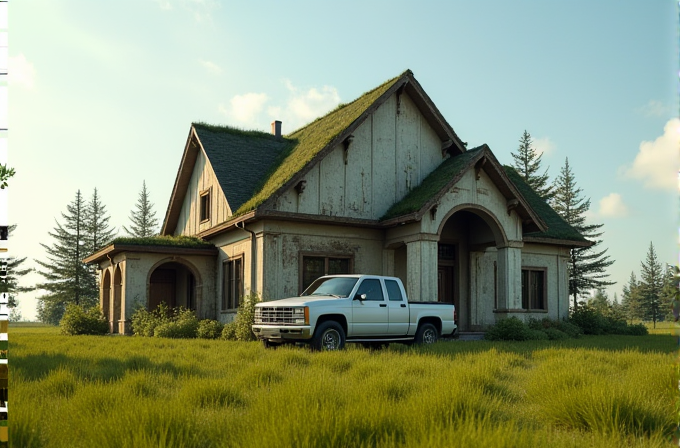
[355, 279, 384, 301]
[385, 280, 404, 302]
[301, 277, 358, 297]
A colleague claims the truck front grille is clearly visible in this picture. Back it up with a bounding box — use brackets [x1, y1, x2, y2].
[255, 307, 300, 325]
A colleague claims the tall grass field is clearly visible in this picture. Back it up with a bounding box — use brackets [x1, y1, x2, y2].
[11, 324, 678, 447]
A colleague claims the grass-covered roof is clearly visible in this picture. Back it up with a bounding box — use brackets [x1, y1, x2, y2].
[503, 167, 588, 243]
[233, 72, 405, 215]
[380, 148, 484, 221]
[109, 235, 215, 248]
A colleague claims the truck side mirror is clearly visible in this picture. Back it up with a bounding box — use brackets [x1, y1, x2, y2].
[354, 293, 367, 301]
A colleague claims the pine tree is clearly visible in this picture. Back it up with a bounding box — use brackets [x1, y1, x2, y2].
[35, 190, 100, 324]
[552, 158, 614, 309]
[639, 242, 664, 328]
[660, 264, 678, 321]
[589, 288, 610, 315]
[2, 225, 34, 309]
[123, 181, 159, 238]
[511, 130, 553, 201]
[621, 271, 643, 321]
[84, 188, 116, 299]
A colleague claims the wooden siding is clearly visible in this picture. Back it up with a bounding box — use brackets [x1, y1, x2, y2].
[176, 150, 231, 236]
[274, 91, 446, 220]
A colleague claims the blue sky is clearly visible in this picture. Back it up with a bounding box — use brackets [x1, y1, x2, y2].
[4, 0, 678, 320]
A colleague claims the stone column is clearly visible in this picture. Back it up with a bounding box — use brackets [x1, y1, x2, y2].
[495, 241, 523, 314]
[406, 235, 438, 302]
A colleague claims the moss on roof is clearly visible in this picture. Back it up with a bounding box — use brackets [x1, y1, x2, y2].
[503, 166, 587, 243]
[380, 148, 483, 221]
[110, 235, 214, 248]
[234, 72, 405, 215]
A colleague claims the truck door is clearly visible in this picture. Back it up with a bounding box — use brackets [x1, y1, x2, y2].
[385, 279, 409, 335]
[351, 278, 388, 336]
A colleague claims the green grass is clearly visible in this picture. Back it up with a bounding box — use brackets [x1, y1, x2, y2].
[10, 327, 677, 448]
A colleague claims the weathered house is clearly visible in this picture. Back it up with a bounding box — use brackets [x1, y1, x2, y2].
[85, 70, 589, 335]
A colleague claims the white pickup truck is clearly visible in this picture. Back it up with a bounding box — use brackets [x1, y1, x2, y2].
[252, 275, 457, 350]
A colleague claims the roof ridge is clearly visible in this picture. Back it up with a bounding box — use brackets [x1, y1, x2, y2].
[192, 122, 283, 140]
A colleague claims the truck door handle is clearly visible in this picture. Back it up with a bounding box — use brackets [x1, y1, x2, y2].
[379, 304, 387, 307]
[400, 304, 406, 308]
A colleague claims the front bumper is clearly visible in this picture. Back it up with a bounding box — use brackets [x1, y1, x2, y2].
[251, 325, 312, 341]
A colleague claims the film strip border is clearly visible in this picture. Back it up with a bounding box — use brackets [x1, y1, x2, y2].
[0, 1, 8, 445]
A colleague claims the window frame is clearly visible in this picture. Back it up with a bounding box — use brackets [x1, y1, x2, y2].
[199, 188, 211, 223]
[222, 255, 244, 311]
[521, 267, 547, 311]
[298, 252, 353, 294]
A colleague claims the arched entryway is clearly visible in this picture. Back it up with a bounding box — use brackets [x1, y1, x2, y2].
[102, 269, 111, 325]
[113, 266, 122, 334]
[147, 260, 199, 312]
[438, 206, 507, 332]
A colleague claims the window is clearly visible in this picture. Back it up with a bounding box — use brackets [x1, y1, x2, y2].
[222, 257, 243, 310]
[385, 280, 404, 302]
[199, 189, 211, 222]
[300, 255, 351, 292]
[355, 279, 384, 301]
[522, 268, 546, 310]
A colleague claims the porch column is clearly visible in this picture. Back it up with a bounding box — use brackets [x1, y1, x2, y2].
[406, 234, 438, 302]
[496, 241, 523, 314]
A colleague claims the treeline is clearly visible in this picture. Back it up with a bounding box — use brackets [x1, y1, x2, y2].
[13, 181, 159, 324]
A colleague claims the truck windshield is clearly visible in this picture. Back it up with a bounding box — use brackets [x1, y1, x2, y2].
[301, 277, 359, 298]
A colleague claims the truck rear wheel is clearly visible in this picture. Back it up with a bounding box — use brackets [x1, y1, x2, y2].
[312, 321, 345, 351]
[415, 323, 438, 345]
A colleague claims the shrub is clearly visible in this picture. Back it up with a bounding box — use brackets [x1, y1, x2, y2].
[556, 321, 582, 338]
[198, 319, 224, 339]
[60, 304, 108, 336]
[130, 302, 171, 337]
[542, 327, 569, 340]
[221, 322, 237, 341]
[233, 293, 259, 341]
[569, 306, 607, 335]
[625, 323, 648, 336]
[484, 317, 533, 341]
[153, 308, 199, 339]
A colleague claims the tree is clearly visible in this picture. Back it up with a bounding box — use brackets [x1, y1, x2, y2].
[511, 130, 553, 201]
[638, 242, 664, 328]
[123, 181, 159, 238]
[0, 225, 34, 309]
[35, 189, 114, 324]
[660, 264, 678, 322]
[589, 288, 610, 315]
[84, 188, 116, 299]
[552, 158, 615, 309]
[621, 271, 644, 321]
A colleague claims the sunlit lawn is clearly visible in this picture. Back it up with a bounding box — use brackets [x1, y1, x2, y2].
[9, 323, 678, 448]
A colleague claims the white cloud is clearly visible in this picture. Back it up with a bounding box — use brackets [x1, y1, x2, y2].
[598, 193, 628, 218]
[219, 92, 269, 127]
[199, 59, 222, 75]
[8, 54, 35, 90]
[532, 137, 555, 156]
[623, 118, 680, 191]
[639, 100, 669, 118]
[271, 80, 341, 132]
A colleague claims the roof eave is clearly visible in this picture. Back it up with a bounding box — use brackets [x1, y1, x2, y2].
[523, 236, 593, 248]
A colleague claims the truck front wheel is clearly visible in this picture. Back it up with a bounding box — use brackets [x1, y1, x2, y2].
[415, 323, 439, 345]
[312, 321, 345, 351]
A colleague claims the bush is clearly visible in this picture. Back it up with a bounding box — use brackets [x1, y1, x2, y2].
[484, 317, 533, 341]
[233, 293, 259, 341]
[569, 306, 607, 335]
[130, 303, 171, 337]
[221, 322, 237, 341]
[60, 304, 108, 336]
[528, 317, 582, 338]
[542, 327, 569, 340]
[624, 323, 648, 336]
[198, 319, 224, 339]
[153, 308, 199, 339]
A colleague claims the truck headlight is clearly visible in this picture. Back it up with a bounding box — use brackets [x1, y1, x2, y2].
[293, 307, 309, 325]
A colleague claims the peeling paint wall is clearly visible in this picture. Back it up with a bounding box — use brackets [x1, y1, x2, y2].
[175, 149, 231, 236]
[273, 92, 446, 220]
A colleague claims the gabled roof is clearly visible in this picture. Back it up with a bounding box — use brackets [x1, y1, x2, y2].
[503, 167, 590, 246]
[161, 125, 291, 235]
[240, 69, 466, 215]
[380, 145, 547, 234]
[162, 70, 466, 235]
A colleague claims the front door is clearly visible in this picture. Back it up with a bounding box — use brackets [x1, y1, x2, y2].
[350, 278, 388, 336]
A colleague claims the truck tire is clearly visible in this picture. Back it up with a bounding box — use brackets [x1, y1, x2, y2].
[311, 321, 345, 351]
[415, 322, 438, 345]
